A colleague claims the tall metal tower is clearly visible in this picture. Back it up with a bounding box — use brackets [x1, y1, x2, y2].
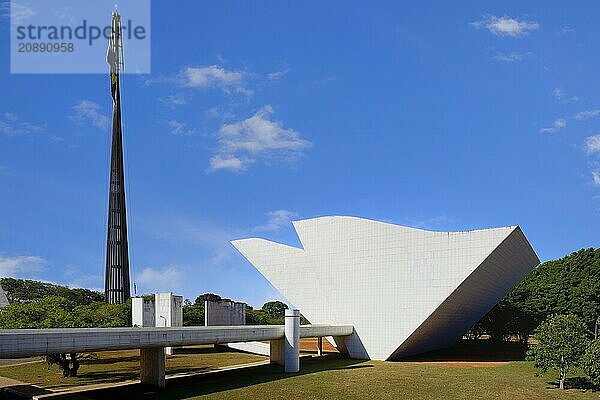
[104, 10, 131, 304]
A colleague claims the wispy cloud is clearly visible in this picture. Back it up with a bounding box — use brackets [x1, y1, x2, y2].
[575, 109, 600, 121]
[0, 254, 47, 277]
[253, 210, 299, 232]
[167, 120, 194, 136]
[137, 266, 183, 293]
[493, 52, 532, 62]
[267, 69, 291, 81]
[208, 105, 311, 172]
[158, 94, 187, 108]
[0, 2, 35, 24]
[209, 155, 246, 172]
[540, 118, 566, 133]
[553, 88, 579, 103]
[178, 65, 250, 95]
[585, 135, 600, 155]
[71, 100, 109, 130]
[0, 112, 44, 136]
[592, 171, 600, 186]
[471, 16, 539, 37]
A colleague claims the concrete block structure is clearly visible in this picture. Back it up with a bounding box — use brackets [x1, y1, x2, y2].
[131, 297, 155, 327]
[231, 216, 540, 361]
[204, 300, 271, 356]
[131, 293, 183, 355]
[204, 300, 246, 326]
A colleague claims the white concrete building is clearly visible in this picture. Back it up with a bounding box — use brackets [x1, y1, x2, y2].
[231, 216, 540, 361]
[132, 293, 183, 355]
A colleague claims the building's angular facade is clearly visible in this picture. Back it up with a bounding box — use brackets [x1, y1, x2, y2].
[231, 216, 539, 360]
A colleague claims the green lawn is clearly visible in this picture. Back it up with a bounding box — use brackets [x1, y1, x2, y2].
[112, 357, 597, 400]
[0, 345, 266, 390]
[1, 345, 599, 399]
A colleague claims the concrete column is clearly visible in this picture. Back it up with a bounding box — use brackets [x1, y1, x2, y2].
[317, 337, 323, 356]
[270, 338, 285, 365]
[284, 309, 300, 373]
[140, 347, 166, 388]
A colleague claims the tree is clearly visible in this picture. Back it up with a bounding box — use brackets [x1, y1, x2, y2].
[0, 278, 103, 305]
[582, 339, 600, 387]
[194, 293, 226, 305]
[261, 301, 288, 320]
[183, 301, 204, 326]
[0, 295, 130, 377]
[470, 248, 600, 342]
[527, 314, 590, 390]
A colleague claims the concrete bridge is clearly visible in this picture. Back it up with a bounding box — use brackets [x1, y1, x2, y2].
[0, 313, 353, 387]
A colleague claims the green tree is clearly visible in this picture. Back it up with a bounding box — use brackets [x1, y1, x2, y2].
[183, 300, 204, 326]
[0, 278, 103, 305]
[471, 248, 600, 342]
[261, 301, 288, 320]
[0, 296, 130, 377]
[73, 300, 131, 328]
[582, 339, 600, 387]
[527, 314, 590, 390]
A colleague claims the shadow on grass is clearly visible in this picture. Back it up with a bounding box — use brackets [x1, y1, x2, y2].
[172, 346, 229, 356]
[72, 355, 364, 400]
[400, 340, 528, 363]
[84, 356, 139, 365]
[545, 376, 597, 392]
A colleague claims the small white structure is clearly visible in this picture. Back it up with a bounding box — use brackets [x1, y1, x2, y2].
[131, 292, 183, 355]
[284, 309, 300, 373]
[204, 300, 271, 356]
[132, 297, 155, 327]
[204, 300, 246, 326]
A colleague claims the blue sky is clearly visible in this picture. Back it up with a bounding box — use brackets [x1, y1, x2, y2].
[0, 1, 598, 307]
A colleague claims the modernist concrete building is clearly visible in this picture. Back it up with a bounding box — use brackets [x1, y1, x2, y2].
[231, 216, 540, 361]
[132, 293, 183, 355]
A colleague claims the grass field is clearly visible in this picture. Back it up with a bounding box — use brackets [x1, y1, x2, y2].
[0, 345, 266, 390]
[0, 342, 599, 399]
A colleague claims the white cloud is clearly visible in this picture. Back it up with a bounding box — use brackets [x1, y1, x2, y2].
[254, 210, 299, 232]
[209, 155, 247, 172]
[553, 88, 579, 103]
[178, 65, 250, 95]
[0, 112, 43, 136]
[585, 135, 600, 154]
[267, 69, 290, 81]
[0, 2, 35, 24]
[209, 105, 311, 172]
[471, 16, 539, 37]
[71, 100, 109, 130]
[540, 118, 566, 133]
[553, 88, 564, 99]
[167, 120, 194, 136]
[575, 109, 600, 121]
[0, 255, 47, 277]
[494, 52, 529, 62]
[593, 171, 600, 186]
[158, 94, 187, 108]
[137, 266, 183, 293]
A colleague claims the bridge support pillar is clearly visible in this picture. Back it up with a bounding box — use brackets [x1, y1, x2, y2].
[270, 338, 284, 365]
[284, 309, 300, 373]
[140, 347, 165, 387]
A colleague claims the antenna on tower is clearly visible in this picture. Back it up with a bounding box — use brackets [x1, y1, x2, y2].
[106, 10, 124, 75]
